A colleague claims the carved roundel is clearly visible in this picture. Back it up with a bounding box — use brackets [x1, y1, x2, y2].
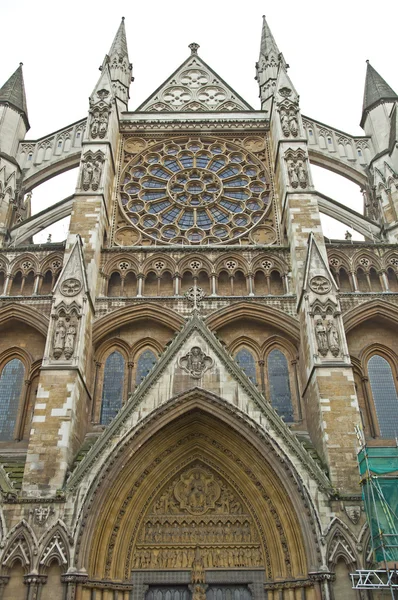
[60, 278, 82, 297]
[120, 137, 271, 245]
[309, 275, 331, 294]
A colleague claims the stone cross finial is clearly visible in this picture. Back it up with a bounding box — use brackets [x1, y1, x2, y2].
[189, 43, 200, 55]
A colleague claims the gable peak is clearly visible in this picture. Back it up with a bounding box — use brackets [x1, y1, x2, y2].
[0, 63, 29, 129]
[136, 50, 252, 113]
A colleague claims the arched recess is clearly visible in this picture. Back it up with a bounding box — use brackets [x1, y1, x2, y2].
[75, 391, 321, 583]
[206, 302, 300, 343]
[0, 303, 49, 338]
[343, 299, 398, 333]
[92, 304, 184, 345]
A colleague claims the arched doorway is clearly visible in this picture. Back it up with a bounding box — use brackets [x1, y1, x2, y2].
[76, 394, 321, 599]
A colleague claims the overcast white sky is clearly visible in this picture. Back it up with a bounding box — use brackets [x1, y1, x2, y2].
[1, 0, 397, 243]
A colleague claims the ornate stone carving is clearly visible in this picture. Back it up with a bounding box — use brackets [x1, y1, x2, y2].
[185, 287, 205, 304]
[309, 275, 331, 294]
[285, 150, 309, 189]
[29, 505, 54, 526]
[179, 347, 213, 378]
[280, 108, 298, 138]
[133, 462, 262, 571]
[90, 108, 109, 139]
[60, 278, 82, 297]
[51, 302, 80, 361]
[345, 505, 361, 524]
[174, 467, 221, 515]
[81, 151, 104, 191]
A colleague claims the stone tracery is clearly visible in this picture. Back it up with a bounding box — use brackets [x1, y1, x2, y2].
[119, 137, 271, 245]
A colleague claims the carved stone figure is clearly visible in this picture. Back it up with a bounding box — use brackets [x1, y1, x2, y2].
[289, 109, 298, 137]
[192, 584, 206, 600]
[345, 505, 361, 524]
[53, 319, 66, 359]
[99, 112, 109, 138]
[280, 109, 290, 136]
[82, 161, 94, 191]
[315, 319, 328, 356]
[91, 160, 102, 190]
[297, 160, 308, 188]
[90, 111, 100, 137]
[288, 161, 299, 188]
[64, 323, 77, 360]
[175, 467, 220, 514]
[179, 346, 213, 378]
[327, 321, 340, 357]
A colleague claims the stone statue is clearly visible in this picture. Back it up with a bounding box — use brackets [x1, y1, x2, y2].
[53, 319, 66, 359]
[288, 161, 299, 188]
[90, 111, 100, 138]
[64, 323, 77, 360]
[99, 112, 109, 138]
[297, 160, 308, 188]
[327, 321, 340, 357]
[91, 160, 102, 190]
[289, 109, 298, 136]
[280, 109, 290, 136]
[315, 319, 328, 356]
[82, 160, 93, 190]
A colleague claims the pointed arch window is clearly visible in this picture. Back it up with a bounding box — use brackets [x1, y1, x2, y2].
[235, 349, 257, 384]
[135, 350, 157, 386]
[268, 349, 293, 422]
[100, 351, 125, 425]
[0, 358, 25, 440]
[368, 355, 398, 438]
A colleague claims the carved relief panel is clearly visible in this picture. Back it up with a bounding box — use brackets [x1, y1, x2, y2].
[133, 463, 262, 571]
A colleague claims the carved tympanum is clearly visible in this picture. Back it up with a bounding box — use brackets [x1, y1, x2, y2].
[133, 462, 262, 570]
[179, 347, 213, 378]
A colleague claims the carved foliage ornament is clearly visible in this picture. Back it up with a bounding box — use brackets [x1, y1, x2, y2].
[185, 287, 206, 304]
[179, 346, 213, 378]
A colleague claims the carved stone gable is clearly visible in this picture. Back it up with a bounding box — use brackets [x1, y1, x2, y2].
[133, 462, 262, 570]
[138, 53, 251, 113]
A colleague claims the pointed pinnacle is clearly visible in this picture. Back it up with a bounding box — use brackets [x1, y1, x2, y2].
[260, 15, 280, 58]
[362, 61, 398, 114]
[109, 17, 129, 58]
[0, 63, 29, 127]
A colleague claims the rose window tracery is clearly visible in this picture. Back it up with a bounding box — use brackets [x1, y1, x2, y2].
[120, 137, 271, 244]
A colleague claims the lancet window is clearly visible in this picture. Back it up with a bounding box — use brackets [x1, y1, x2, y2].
[235, 349, 257, 384]
[267, 349, 293, 422]
[135, 350, 157, 386]
[100, 351, 125, 425]
[0, 358, 25, 440]
[367, 354, 398, 439]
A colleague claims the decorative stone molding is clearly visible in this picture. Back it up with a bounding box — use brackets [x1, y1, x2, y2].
[178, 346, 214, 378]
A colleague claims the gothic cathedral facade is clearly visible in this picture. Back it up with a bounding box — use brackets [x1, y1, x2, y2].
[0, 15, 396, 600]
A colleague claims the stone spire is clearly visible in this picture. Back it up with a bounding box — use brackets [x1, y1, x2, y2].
[0, 63, 29, 129]
[361, 61, 398, 126]
[106, 17, 132, 109]
[259, 14, 280, 59]
[256, 16, 284, 111]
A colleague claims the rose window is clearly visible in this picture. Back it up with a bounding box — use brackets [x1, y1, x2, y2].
[120, 137, 271, 244]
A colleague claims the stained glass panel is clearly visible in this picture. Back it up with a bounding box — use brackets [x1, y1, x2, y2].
[136, 350, 157, 385]
[0, 359, 25, 440]
[100, 351, 125, 425]
[268, 350, 293, 422]
[368, 355, 398, 438]
[235, 349, 257, 384]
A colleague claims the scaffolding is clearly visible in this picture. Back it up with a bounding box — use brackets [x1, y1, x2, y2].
[351, 428, 398, 597]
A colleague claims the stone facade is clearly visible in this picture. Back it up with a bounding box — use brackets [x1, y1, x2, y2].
[0, 15, 396, 600]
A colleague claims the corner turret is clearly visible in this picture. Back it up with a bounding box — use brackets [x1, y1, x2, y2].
[360, 61, 398, 153]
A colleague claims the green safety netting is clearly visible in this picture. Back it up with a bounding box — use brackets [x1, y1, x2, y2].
[359, 447, 398, 563]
